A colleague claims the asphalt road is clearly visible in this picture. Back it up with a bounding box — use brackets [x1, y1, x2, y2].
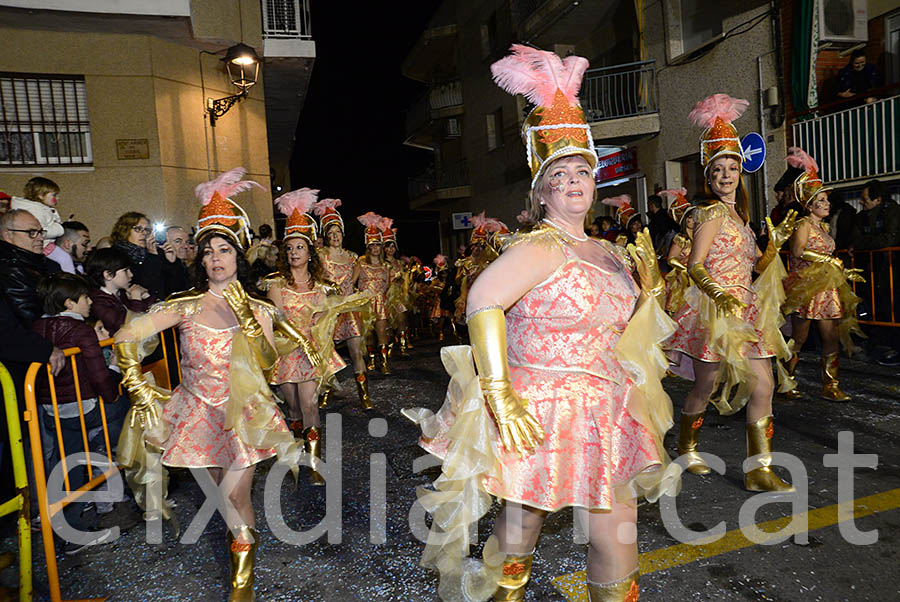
[5, 333, 899, 601]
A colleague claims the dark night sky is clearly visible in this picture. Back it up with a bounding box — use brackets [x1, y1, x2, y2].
[290, 1, 443, 259]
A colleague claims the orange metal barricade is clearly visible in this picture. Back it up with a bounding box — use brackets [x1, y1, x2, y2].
[0, 362, 33, 602]
[22, 329, 178, 602]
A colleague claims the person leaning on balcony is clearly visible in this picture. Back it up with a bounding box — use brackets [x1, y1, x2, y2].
[836, 49, 883, 105]
[778, 148, 865, 402]
[850, 179, 900, 366]
[667, 93, 798, 492]
[404, 45, 680, 602]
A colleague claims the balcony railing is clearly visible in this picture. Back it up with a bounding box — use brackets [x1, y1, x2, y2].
[262, 0, 311, 39]
[580, 60, 658, 123]
[792, 94, 900, 184]
[408, 160, 469, 200]
[405, 80, 464, 140]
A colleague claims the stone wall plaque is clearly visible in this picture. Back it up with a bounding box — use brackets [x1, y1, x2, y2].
[116, 139, 150, 160]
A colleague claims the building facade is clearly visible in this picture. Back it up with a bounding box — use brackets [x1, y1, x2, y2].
[0, 0, 314, 238]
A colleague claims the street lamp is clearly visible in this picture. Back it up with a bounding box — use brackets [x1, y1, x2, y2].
[206, 43, 261, 127]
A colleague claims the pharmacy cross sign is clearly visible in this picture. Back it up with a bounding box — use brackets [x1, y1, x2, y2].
[741, 132, 767, 173]
[452, 212, 474, 230]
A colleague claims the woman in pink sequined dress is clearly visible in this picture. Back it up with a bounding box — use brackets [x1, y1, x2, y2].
[668, 94, 797, 493]
[355, 212, 393, 374]
[405, 46, 678, 602]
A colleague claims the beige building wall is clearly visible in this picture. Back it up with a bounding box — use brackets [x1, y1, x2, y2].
[0, 2, 272, 239]
[638, 3, 787, 218]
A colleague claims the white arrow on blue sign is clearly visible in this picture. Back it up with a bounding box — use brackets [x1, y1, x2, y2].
[741, 132, 766, 173]
[452, 212, 473, 230]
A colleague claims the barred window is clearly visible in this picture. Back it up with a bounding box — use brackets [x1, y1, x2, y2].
[0, 73, 92, 167]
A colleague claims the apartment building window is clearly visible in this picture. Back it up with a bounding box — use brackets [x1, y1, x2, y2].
[481, 12, 499, 60]
[486, 109, 503, 151]
[664, 0, 732, 60]
[0, 73, 92, 167]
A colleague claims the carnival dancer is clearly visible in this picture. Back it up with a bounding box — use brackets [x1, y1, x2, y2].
[314, 198, 373, 410]
[453, 213, 506, 326]
[430, 254, 453, 340]
[264, 189, 370, 484]
[780, 148, 865, 401]
[601, 195, 636, 247]
[660, 188, 695, 315]
[382, 219, 413, 355]
[404, 45, 680, 602]
[667, 94, 798, 490]
[113, 168, 318, 601]
[355, 213, 393, 374]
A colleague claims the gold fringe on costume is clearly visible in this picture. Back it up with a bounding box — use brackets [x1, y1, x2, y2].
[303, 291, 374, 391]
[782, 262, 864, 355]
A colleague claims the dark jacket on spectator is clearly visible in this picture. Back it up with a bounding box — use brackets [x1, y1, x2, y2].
[167, 258, 192, 295]
[0, 293, 54, 411]
[112, 240, 180, 299]
[88, 288, 153, 334]
[648, 210, 679, 252]
[0, 239, 61, 327]
[827, 198, 857, 251]
[31, 313, 117, 405]
[853, 200, 900, 250]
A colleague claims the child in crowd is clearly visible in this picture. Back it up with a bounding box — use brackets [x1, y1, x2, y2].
[32, 273, 132, 553]
[85, 247, 153, 334]
[10, 177, 64, 252]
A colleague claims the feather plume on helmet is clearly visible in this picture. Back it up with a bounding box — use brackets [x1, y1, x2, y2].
[601, 194, 636, 228]
[194, 167, 263, 250]
[358, 211, 384, 246]
[786, 147, 831, 208]
[659, 188, 692, 224]
[313, 197, 344, 235]
[275, 187, 319, 244]
[688, 94, 749, 171]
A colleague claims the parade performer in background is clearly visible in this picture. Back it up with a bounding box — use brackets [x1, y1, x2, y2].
[264, 188, 370, 484]
[382, 218, 413, 355]
[667, 94, 798, 490]
[430, 254, 454, 340]
[355, 212, 393, 374]
[780, 148, 864, 401]
[114, 168, 316, 601]
[600, 195, 636, 247]
[314, 198, 373, 409]
[405, 45, 679, 602]
[453, 213, 506, 325]
[660, 188, 695, 315]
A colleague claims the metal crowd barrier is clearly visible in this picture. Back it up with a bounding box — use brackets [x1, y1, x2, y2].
[22, 328, 179, 602]
[0, 362, 33, 602]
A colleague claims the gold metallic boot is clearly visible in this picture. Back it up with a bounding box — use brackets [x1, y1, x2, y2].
[366, 346, 376, 371]
[450, 320, 461, 342]
[587, 571, 640, 602]
[821, 352, 850, 401]
[677, 411, 711, 475]
[744, 415, 794, 492]
[401, 329, 413, 350]
[303, 426, 325, 486]
[493, 554, 533, 601]
[781, 352, 803, 400]
[379, 344, 391, 375]
[318, 385, 332, 409]
[356, 372, 374, 410]
[227, 526, 258, 602]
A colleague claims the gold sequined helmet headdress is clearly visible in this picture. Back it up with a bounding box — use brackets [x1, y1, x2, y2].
[659, 188, 692, 224]
[600, 194, 635, 228]
[194, 167, 263, 251]
[491, 44, 598, 190]
[786, 147, 832, 208]
[313, 197, 344, 235]
[688, 94, 750, 173]
[275, 187, 319, 246]
[358, 212, 384, 246]
[381, 217, 397, 246]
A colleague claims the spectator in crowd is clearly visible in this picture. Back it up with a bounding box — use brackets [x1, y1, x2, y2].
[851, 179, 900, 366]
[647, 194, 679, 253]
[826, 190, 856, 251]
[0, 191, 10, 215]
[85, 247, 152, 334]
[836, 49, 883, 105]
[258, 223, 274, 244]
[32, 273, 132, 552]
[251, 239, 280, 282]
[626, 214, 644, 245]
[109, 212, 179, 299]
[10, 177, 64, 252]
[164, 225, 192, 293]
[184, 235, 198, 267]
[0, 209, 61, 326]
[48, 221, 91, 274]
[587, 221, 601, 237]
[93, 237, 113, 251]
[598, 216, 618, 241]
[771, 165, 804, 226]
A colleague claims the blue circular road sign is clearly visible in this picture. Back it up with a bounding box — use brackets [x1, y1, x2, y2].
[741, 132, 767, 173]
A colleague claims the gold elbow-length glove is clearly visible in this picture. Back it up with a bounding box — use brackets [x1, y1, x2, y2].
[222, 282, 278, 371]
[688, 263, 747, 317]
[757, 210, 798, 272]
[627, 228, 666, 307]
[467, 307, 544, 456]
[668, 257, 687, 273]
[273, 313, 322, 370]
[116, 340, 170, 429]
[800, 248, 865, 282]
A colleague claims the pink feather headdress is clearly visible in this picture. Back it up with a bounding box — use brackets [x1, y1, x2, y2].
[380, 217, 394, 231]
[688, 94, 749, 129]
[312, 197, 342, 216]
[194, 167, 263, 205]
[658, 188, 688, 202]
[786, 147, 819, 174]
[516, 210, 531, 224]
[433, 254, 447, 268]
[600, 194, 632, 209]
[470, 212, 488, 230]
[484, 217, 509, 233]
[490, 44, 588, 107]
[274, 188, 319, 217]
[357, 212, 383, 229]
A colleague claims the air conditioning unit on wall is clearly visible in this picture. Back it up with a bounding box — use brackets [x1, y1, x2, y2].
[819, 0, 868, 44]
